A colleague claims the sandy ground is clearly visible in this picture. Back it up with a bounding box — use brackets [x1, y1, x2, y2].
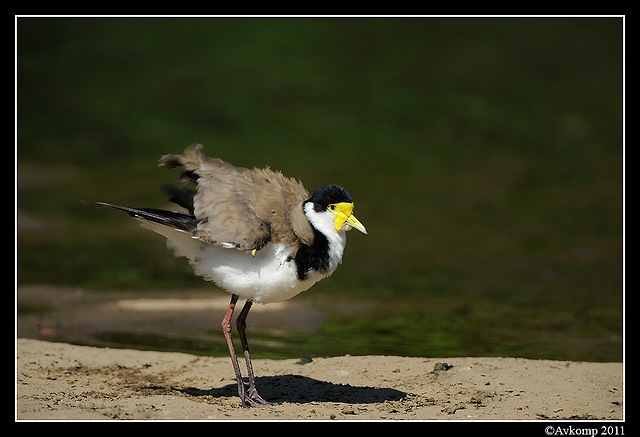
[16, 338, 623, 421]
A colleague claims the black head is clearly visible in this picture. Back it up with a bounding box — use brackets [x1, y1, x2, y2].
[308, 184, 353, 212]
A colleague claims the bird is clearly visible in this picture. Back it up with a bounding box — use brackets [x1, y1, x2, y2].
[94, 144, 367, 407]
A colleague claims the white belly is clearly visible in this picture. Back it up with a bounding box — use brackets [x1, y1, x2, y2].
[139, 219, 343, 304]
[193, 242, 323, 303]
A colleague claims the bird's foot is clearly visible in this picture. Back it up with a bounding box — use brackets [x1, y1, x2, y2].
[242, 386, 279, 408]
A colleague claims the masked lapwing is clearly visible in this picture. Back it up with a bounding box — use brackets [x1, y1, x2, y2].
[94, 144, 367, 407]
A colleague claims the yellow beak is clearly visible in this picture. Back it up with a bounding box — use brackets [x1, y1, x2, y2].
[331, 202, 368, 234]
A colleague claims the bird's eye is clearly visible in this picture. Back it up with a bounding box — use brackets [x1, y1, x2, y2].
[328, 205, 336, 212]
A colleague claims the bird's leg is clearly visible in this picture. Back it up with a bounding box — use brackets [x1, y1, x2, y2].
[236, 299, 278, 407]
[221, 294, 248, 407]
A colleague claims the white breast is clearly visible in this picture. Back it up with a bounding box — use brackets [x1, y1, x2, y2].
[137, 211, 348, 304]
[193, 242, 323, 303]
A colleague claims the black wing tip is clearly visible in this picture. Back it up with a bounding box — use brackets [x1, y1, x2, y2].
[90, 201, 199, 231]
[90, 201, 139, 215]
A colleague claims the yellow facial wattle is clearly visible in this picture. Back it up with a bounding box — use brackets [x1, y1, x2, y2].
[328, 202, 367, 234]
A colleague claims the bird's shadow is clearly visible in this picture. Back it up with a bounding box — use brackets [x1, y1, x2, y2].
[174, 374, 407, 405]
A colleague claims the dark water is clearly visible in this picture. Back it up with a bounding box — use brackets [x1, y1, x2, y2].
[17, 286, 622, 362]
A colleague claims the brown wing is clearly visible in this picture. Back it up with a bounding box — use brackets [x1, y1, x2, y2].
[159, 144, 314, 252]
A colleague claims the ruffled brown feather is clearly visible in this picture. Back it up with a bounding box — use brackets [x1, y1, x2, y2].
[159, 144, 314, 253]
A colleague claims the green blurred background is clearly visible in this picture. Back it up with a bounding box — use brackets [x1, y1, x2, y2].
[17, 17, 623, 362]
